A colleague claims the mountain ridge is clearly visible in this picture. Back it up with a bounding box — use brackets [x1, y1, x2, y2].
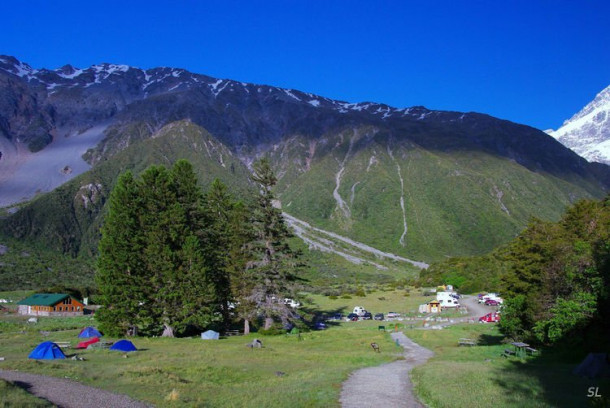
[548, 85, 610, 165]
[1, 55, 609, 268]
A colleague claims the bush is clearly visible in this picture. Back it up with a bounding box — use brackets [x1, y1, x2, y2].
[328, 295, 338, 300]
[354, 288, 366, 297]
[340, 294, 352, 299]
[257, 326, 286, 336]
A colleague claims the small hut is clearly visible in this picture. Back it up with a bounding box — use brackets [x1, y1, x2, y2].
[419, 300, 442, 313]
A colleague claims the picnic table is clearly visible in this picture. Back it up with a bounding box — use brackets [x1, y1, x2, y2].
[510, 342, 529, 358]
[458, 338, 476, 347]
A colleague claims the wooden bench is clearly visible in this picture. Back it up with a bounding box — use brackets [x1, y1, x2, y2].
[378, 325, 386, 331]
[54, 341, 71, 349]
[502, 349, 516, 357]
[525, 346, 539, 355]
[225, 330, 241, 336]
[458, 338, 476, 347]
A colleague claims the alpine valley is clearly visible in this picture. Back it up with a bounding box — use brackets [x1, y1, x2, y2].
[1, 55, 609, 289]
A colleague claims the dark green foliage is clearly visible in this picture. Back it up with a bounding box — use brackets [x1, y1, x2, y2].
[96, 161, 221, 336]
[419, 251, 508, 293]
[0, 237, 95, 290]
[246, 158, 301, 329]
[0, 120, 252, 269]
[498, 197, 610, 348]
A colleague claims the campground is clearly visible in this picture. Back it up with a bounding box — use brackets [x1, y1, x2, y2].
[0, 289, 609, 407]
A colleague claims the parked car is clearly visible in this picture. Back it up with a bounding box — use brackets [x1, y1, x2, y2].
[346, 313, 359, 321]
[332, 313, 343, 320]
[362, 311, 372, 320]
[386, 312, 400, 318]
[485, 299, 500, 306]
[479, 312, 501, 323]
[374, 313, 384, 321]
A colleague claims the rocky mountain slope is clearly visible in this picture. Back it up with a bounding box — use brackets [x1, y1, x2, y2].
[547, 85, 610, 165]
[1, 55, 609, 266]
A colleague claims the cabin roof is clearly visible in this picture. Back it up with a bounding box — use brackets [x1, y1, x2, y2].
[17, 293, 71, 306]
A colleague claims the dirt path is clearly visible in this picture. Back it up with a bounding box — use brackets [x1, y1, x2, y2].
[340, 295, 489, 407]
[0, 369, 152, 408]
[339, 332, 434, 408]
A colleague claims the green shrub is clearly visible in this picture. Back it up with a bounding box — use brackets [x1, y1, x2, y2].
[257, 327, 287, 336]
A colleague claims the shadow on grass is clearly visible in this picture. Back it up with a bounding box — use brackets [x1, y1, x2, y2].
[490, 348, 610, 407]
[477, 333, 503, 346]
[297, 305, 349, 330]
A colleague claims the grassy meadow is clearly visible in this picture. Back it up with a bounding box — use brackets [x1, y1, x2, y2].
[0, 289, 426, 407]
[408, 324, 610, 408]
[1, 290, 608, 407]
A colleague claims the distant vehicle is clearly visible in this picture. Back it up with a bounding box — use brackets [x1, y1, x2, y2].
[479, 312, 501, 323]
[346, 313, 359, 321]
[314, 322, 327, 330]
[353, 306, 367, 316]
[284, 298, 300, 308]
[374, 313, 384, 321]
[332, 313, 343, 320]
[479, 293, 503, 304]
[437, 291, 460, 308]
[485, 299, 500, 306]
[362, 312, 372, 320]
[386, 312, 400, 318]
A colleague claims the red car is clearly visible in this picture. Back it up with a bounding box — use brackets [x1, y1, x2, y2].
[484, 299, 500, 306]
[479, 312, 500, 323]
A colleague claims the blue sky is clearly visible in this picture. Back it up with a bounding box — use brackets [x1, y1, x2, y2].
[3, 0, 609, 130]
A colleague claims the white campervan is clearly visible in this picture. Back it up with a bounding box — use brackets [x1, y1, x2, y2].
[353, 306, 367, 316]
[436, 291, 460, 308]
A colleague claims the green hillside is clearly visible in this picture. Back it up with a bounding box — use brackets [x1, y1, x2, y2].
[272, 126, 605, 262]
[0, 121, 253, 288]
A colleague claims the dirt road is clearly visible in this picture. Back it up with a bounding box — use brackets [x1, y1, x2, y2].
[0, 369, 152, 408]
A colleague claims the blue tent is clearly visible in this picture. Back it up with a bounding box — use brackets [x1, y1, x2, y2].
[201, 330, 220, 340]
[109, 339, 137, 352]
[78, 326, 102, 338]
[29, 341, 66, 360]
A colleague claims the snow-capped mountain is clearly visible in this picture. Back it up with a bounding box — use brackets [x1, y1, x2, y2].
[547, 85, 610, 165]
[1, 55, 610, 265]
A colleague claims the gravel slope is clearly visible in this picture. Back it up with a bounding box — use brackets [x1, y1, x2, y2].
[0, 369, 152, 408]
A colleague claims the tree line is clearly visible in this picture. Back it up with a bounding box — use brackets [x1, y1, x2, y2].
[96, 158, 301, 337]
[420, 196, 610, 350]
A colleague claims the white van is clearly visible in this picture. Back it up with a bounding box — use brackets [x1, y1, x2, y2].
[436, 291, 460, 308]
[353, 306, 367, 316]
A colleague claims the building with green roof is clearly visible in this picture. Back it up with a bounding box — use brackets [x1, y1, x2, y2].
[17, 293, 85, 316]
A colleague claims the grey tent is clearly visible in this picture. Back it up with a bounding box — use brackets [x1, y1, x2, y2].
[573, 353, 610, 378]
[201, 330, 220, 340]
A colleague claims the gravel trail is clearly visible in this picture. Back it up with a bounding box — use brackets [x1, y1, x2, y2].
[340, 332, 434, 408]
[0, 369, 152, 408]
[340, 295, 489, 407]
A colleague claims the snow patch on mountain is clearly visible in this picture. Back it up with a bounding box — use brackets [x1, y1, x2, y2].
[548, 85, 610, 164]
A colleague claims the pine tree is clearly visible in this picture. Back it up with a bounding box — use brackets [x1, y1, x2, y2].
[96, 171, 148, 336]
[247, 158, 300, 330]
[96, 161, 220, 336]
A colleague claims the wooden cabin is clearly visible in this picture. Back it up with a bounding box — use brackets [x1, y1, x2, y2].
[17, 293, 85, 316]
